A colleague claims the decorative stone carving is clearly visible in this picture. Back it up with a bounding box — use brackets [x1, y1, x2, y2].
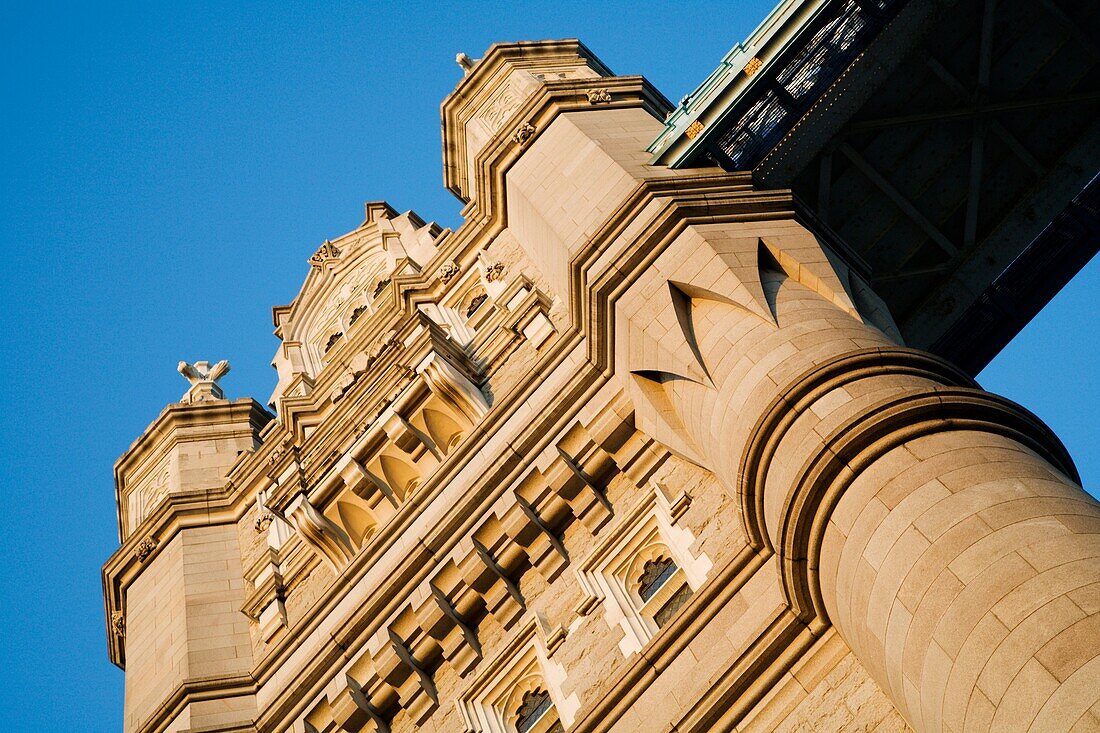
[110, 610, 125, 638]
[286, 493, 356, 569]
[585, 88, 612, 104]
[254, 511, 275, 534]
[270, 435, 294, 466]
[177, 359, 230, 404]
[684, 119, 705, 139]
[438, 260, 460, 284]
[308, 239, 341, 269]
[743, 56, 763, 76]
[481, 88, 520, 128]
[456, 52, 476, 74]
[484, 262, 505, 283]
[135, 536, 158, 563]
[512, 122, 536, 146]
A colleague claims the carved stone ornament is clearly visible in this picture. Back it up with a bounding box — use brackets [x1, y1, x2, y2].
[512, 122, 536, 146]
[111, 610, 125, 638]
[254, 511, 275, 534]
[177, 359, 231, 404]
[438, 260, 460, 284]
[135, 536, 158, 563]
[308, 239, 341, 269]
[484, 262, 505, 283]
[585, 88, 612, 104]
[481, 87, 519, 127]
[456, 52, 476, 74]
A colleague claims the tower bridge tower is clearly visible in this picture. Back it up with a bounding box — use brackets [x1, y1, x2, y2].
[104, 9, 1100, 732]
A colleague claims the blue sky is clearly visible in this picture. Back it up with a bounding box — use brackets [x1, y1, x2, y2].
[0, 2, 1095, 730]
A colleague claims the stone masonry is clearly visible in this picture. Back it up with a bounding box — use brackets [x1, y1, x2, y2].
[103, 40, 1100, 733]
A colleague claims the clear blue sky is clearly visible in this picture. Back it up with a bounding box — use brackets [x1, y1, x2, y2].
[0, 2, 1095, 730]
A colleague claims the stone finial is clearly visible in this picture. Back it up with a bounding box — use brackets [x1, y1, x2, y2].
[456, 52, 476, 75]
[177, 360, 231, 404]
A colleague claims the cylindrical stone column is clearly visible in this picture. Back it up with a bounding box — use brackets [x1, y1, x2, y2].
[617, 225, 1100, 732]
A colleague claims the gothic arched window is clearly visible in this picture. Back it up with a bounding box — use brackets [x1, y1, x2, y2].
[634, 554, 693, 630]
[349, 303, 370, 325]
[514, 688, 563, 733]
[466, 291, 489, 317]
[637, 556, 677, 602]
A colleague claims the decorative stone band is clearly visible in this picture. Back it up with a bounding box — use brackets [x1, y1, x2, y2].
[135, 673, 257, 733]
[738, 346, 1079, 629]
[739, 347, 977, 554]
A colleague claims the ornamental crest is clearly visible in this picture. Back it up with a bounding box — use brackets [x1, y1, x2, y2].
[439, 260, 460, 284]
[135, 536, 158, 563]
[111, 611, 125, 638]
[309, 240, 341, 269]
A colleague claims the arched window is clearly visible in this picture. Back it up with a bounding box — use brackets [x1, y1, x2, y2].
[637, 556, 677, 602]
[349, 303, 370, 325]
[575, 485, 713, 656]
[466, 291, 489, 317]
[514, 688, 563, 733]
[633, 553, 693, 630]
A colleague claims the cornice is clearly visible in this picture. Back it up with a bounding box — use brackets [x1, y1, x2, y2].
[463, 75, 672, 224]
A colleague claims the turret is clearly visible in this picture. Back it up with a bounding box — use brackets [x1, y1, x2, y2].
[103, 361, 272, 732]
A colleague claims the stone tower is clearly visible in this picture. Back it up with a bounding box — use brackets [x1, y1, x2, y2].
[104, 40, 1100, 733]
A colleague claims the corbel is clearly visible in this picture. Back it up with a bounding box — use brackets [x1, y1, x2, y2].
[331, 674, 390, 733]
[375, 627, 438, 726]
[537, 445, 613, 534]
[509, 492, 569, 582]
[416, 352, 490, 425]
[464, 536, 526, 629]
[285, 493, 355, 570]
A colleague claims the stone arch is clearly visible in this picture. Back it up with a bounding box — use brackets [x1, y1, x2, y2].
[422, 407, 467, 455]
[499, 673, 565, 733]
[378, 453, 421, 500]
[335, 499, 377, 548]
[464, 285, 489, 318]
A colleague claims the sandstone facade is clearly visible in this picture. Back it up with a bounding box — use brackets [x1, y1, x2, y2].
[103, 41, 1100, 733]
